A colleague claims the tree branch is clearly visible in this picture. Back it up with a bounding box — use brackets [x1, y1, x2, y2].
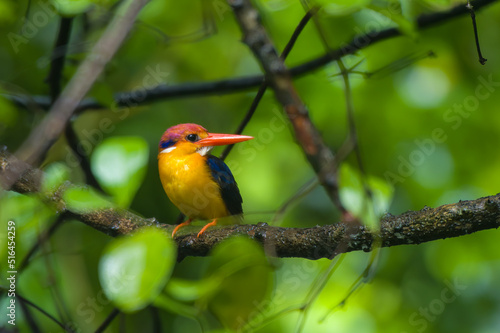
[46, 16, 103, 191]
[229, 0, 345, 210]
[466, 0, 487, 64]
[7, 0, 497, 112]
[47, 17, 73, 103]
[220, 7, 317, 160]
[11, 0, 151, 179]
[1, 148, 499, 261]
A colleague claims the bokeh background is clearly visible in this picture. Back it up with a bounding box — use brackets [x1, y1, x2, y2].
[1, 0, 500, 332]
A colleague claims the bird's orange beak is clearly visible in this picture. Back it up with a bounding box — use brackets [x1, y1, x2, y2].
[197, 133, 253, 147]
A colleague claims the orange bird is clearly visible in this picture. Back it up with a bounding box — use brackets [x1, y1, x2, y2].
[158, 123, 253, 237]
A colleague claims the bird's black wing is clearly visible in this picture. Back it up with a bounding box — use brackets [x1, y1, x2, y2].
[206, 155, 243, 215]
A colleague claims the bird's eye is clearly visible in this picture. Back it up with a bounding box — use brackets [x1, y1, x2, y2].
[186, 134, 199, 142]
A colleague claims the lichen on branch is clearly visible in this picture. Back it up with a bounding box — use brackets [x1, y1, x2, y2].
[1, 148, 499, 261]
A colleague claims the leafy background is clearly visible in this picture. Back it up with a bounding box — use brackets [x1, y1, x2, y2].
[1, 0, 500, 332]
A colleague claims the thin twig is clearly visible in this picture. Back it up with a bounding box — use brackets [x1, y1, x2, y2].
[294, 254, 346, 333]
[35, 16, 75, 168]
[64, 124, 104, 191]
[229, 0, 343, 209]
[271, 177, 318, 226]
[18, 213, 67, 272]
[8, 291, 72, 331]
[95, 308, 120, 333]
[11, 0, 151, 185]
[47, 17, 73, 103]
[47, 16, 103, 192]
[8, 0, 496, 113]
[18, 295, 42, 333]
[280, 6, 319, 59]
[220, 7, 318, 160]
[288, 7, 373, 326]
[174, 8, 320, 226]
[336, 59, 374, 205]
[319, 248, 379, 322]
[362, 51, 436, 79]
[298, 0, 351, 219]
[46, 17, 103, 191]
[466, 0, 487, 65]
[41, 220, 73, 326]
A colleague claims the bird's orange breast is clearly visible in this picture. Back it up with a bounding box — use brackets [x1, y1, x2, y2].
[158, 150, 229, 220]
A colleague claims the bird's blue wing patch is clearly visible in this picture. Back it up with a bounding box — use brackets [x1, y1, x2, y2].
[206, 155, 243, 216]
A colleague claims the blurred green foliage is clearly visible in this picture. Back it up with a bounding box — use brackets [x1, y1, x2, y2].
[1, 0, 500, 332]
[91, 136, 149, 208]
[99, 227, 176, 312]
[203, 237, 273, 330]
[339, 163, 394, 228]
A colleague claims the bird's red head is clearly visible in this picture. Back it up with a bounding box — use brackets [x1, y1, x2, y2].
[158, 123, 253, 156]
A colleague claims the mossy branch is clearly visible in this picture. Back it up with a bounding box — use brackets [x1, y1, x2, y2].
[2, 147, 499, 261]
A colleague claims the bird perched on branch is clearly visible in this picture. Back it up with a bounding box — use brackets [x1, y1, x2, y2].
[158, 123, 253, 237]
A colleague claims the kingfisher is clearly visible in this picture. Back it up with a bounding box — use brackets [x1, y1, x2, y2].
[158, 123, 253, 238]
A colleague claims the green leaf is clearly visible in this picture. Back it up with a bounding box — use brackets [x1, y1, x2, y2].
[153, 294, 200, 319]
[0, 193, 56, 274]
[318, 0, 370, 16]
[91, 136, 149, 208]
[41, 162, 70, 195]
[62, 186, 114, 213]
[0, 193, 54, 230]
[367, 4, 417, 38]
[165, 277, 220, 303]
[202, 237, 273, 330]
[99, 227, 177, 313]
[339, 163, 394, 228]
[51, 0, 94, 16]
[367, 172, 394, 217]
[422, 0, 453, 6]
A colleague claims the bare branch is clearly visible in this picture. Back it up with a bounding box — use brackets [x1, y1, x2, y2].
[18, 296, 42, 333]
[0, 290, 73, 332]
[228, 0, 343, 209]
[47, 17, 73, 103]
[10, 0, 151, 183]
[466, 0, 488, 65]
[7, 0, 496, 112]
[95, 308, 120, 333]
[18, 213, 67, 272]
[45, 16, 103, 191]
[220, 7, 317, 160]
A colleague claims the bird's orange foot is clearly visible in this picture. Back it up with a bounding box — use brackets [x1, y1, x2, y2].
[172, 219, 192, 238]
[197, 219, 217, 238]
